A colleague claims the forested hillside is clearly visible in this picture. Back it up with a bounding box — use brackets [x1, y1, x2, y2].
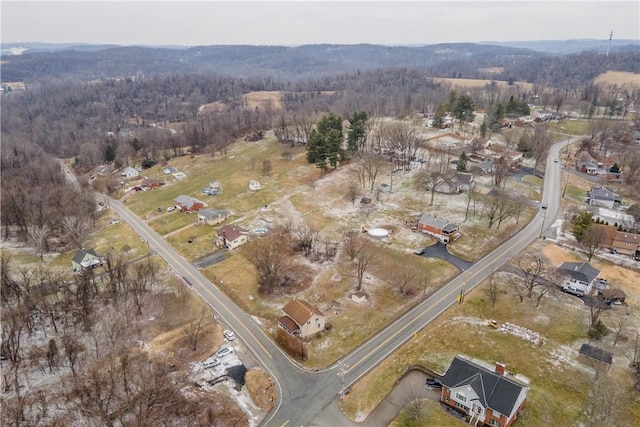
[2, 43, 638, 86]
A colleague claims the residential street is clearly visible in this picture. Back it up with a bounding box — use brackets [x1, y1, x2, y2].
[109, 137, 572, 426]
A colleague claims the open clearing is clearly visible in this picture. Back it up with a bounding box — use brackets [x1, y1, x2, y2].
[593, 71, 640, 89]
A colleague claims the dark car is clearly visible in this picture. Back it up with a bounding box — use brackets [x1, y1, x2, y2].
[426, 378, 443, 389]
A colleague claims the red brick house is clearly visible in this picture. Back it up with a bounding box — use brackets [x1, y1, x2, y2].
[174, 195, 204, 213]
[611, 231, 640, 258]
[141, 179, 165, 190]
[417, 213, 460, 243]
[440, 356, 529, 427]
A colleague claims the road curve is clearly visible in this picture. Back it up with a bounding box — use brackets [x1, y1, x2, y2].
[109, 137, 572, 426]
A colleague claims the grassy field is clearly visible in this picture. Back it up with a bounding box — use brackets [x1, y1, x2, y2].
[341, 236, 640, 425]
[433, 77, 535, 92]
[593, 71, 640, 89]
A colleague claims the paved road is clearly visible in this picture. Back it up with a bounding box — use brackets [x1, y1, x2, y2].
[109, 137, 573, 427]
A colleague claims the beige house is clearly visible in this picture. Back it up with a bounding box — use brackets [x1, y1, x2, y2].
[278, 299, 326, 338]
[215, 225, 249, 250]
[197, 208, 229, 226]
[612, 232, 640, 257]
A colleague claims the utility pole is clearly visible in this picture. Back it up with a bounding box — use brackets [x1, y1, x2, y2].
[606, 30, 613, 57]
[539, 207, 547, 239]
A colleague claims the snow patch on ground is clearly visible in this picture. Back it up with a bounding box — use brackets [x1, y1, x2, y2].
[190, 344, 265, 427]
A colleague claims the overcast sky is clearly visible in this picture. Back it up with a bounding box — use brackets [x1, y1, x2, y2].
[2, 1, 639, 46]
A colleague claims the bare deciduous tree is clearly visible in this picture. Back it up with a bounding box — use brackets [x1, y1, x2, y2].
[354, 239, 376, 291]
[485, 270, 501, 310]
[346, 182, 359, 204]
[62, 216, 91, 249]
[243, 226, 298, 295]
[26, 223, 51, 261]
[182, 306, 212, 351]
[581, 225, 604, 262]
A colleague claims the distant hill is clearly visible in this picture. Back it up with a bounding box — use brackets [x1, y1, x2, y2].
[0, 43, 544, 83]
[1, 42, 638, 88]
[482, 39, 640, 55]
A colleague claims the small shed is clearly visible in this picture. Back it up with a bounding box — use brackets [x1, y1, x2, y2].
[598, 288, 626, 304]
[249, 180, 261, 191]
[578, 343, 613, 371]
[351, 291, 367, 304]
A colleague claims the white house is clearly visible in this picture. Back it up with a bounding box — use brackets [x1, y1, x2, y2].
[121, 166, 139, 179]
[559, 262, 601, 295]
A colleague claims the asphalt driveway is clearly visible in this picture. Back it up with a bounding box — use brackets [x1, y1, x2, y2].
[419, 242, 474, 271]
[360, 369, 443, 426]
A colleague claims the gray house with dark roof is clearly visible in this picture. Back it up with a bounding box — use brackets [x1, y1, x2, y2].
[588, 186, 621, 209]
[559, 261, 600, 295]
[197, 208, 229, 225]
[72, 249, 102, 272]
[440, 356, 529, 427]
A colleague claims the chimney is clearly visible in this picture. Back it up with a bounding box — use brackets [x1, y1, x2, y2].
[495, 362, 506, 376]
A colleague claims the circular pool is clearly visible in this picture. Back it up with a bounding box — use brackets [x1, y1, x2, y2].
[367, 228, 389, 238]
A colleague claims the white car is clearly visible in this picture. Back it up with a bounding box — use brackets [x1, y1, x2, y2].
[217, 347, 232, 358]
[167, 206, 177, 212]
[223, 330, 235, 341]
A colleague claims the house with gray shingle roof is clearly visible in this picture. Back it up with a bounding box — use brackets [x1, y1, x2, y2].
[588, 186, 621, 209]
[440, 356, 529, 427]
[72, 249, 102, 272]
[559, 261, 600, 295]
[197, 208, 229, 225]
[417, 213, 460, 243]
[174, 195, 204, 213]
[428, 171, 474, 194]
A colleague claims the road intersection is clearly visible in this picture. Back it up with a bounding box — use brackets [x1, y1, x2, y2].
[109, 137, 572, 426]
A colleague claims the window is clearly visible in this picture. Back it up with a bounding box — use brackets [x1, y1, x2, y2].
[489, 419, 501, 427]
[455, 401, 466, 410]
[455, 392, 467, 403]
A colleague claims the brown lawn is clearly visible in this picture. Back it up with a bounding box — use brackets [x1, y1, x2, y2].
[433, 77, 534, 92]
[593, 71, 640, 89]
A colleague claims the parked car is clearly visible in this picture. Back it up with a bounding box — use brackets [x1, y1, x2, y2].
[562, 285, 585, 297]
[203, 358, 221, 369]
[541, 203, 548, 209]
[223, 330, 235, 341]
[167, 206, 177, 212]
[426, 378, 443, 389]
[415, 248, 425, 255]
[216, 347, 232, 358]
